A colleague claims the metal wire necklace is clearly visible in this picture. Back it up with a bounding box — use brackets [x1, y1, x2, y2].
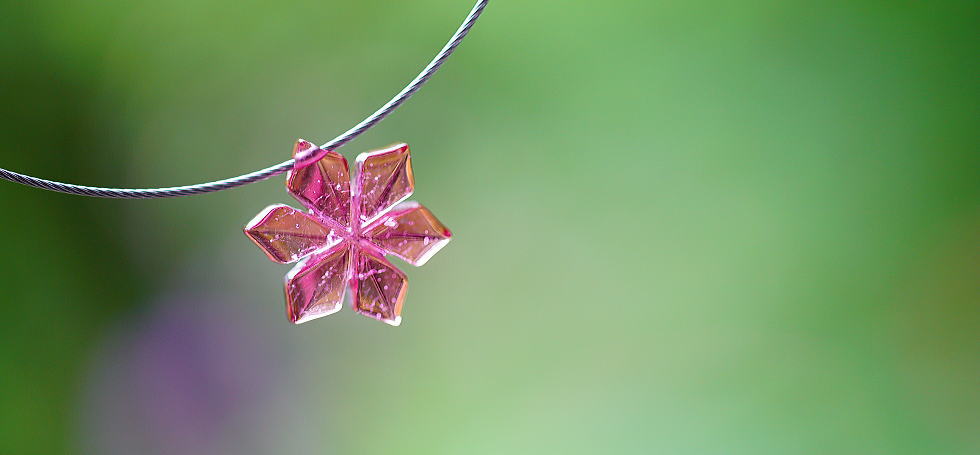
[0, 0, 489, 326]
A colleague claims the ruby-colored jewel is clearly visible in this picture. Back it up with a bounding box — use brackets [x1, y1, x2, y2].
[244, 141, 451, 325]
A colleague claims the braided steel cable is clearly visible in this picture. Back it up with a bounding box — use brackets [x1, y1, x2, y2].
[0, 0, 488, 198]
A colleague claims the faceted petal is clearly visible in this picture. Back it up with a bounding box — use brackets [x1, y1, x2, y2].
[354, 143, 414, 225]
[364, 202, 452, 266]
[284, 242, 352, 324]
[287, 140, 352, 227]
[350, 247, 408, 326]
[244, 204, 339, 263]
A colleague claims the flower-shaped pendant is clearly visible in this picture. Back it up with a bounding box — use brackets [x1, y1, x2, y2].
[244, 141, 451, 325]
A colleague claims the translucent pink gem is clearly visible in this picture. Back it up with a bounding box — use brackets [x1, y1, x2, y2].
[244, 143, 450, 325]
[284, 243, 351, 323]
[287, 140, 351, 227]
[364, 201, 452, 266]
[244, 205, 337, 263]
[351, 247, 408, 325]
[355, 144, 414, 225]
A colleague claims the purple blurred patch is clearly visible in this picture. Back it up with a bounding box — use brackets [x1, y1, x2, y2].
[77, 292, 297, 454]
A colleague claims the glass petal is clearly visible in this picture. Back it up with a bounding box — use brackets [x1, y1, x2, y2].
[244, 204, 339, 263]
[284, 242, 352, 324]
[364, 202, 452, 266]
[287, 140, 352, 227]
[350, 247, 408, 326]
[354, 144, 414, 225]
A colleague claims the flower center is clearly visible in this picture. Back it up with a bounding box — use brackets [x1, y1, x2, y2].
[314, 212, 372, 248]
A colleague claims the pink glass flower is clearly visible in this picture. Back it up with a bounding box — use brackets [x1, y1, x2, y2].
[244, 141, 451, 326]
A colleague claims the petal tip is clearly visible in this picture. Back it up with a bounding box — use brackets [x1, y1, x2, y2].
[244, 205, 295, 263]
[292, 139, 330, 169]
[354, 143, 410, 165]
[352, 308, 403, 326]
[289, 305, 343, 325]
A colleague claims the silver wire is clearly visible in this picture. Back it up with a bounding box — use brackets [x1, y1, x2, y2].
[0, 0, 488, 198]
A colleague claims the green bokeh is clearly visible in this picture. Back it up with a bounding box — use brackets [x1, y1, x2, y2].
[0, 1, 976, 454]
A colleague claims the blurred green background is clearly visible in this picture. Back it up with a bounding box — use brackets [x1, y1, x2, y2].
[0, 0, 976, 453]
